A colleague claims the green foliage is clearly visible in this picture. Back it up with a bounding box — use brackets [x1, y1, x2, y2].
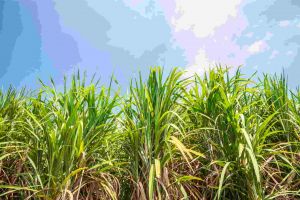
[0, 67, 299, 199]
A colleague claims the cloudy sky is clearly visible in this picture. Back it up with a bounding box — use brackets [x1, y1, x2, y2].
[0, 0, 299, 89]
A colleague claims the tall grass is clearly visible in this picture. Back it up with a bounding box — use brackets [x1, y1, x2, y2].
[0, 67, 299, 199]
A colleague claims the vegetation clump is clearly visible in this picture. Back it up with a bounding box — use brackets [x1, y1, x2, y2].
[0, 67, 299, 199]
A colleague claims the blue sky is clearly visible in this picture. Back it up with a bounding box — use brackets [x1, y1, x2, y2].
[0, 0, 299, 89]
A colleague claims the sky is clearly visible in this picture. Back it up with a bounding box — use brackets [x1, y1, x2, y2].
[0, 0, 299, 90]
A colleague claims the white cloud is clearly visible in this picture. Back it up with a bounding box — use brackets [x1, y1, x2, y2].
[248, 40, 269, 54]
[169, 0, 246, 75]
[185, 50, 212, 77]
[279, 20, 290, 27]
[172, 0, 242, 38]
